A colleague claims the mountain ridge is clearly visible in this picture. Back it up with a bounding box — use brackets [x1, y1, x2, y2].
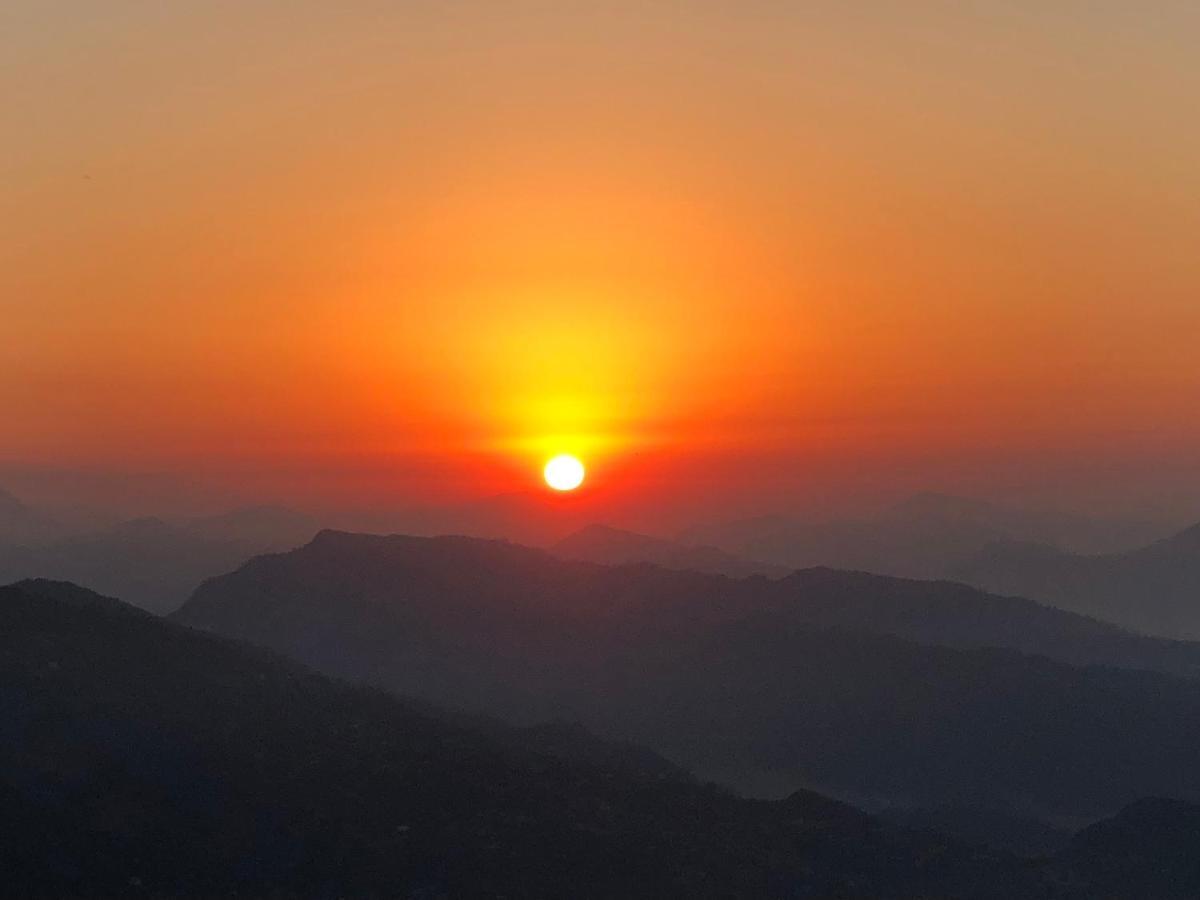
[552, 523, 791, 578]
[683, 492, 1171, 580]
[2, 577, 1066, 898]
[176, 531, 1200, 818]
[957, 518, 1200, 639]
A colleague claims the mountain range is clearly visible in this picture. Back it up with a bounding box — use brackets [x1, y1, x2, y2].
[0, 500, 319, 614]
[10, 577, 1200, 897]
[0, 578, 1063, 898]
[176, 531, 1200, 821]
[956, 523, 1200, 639]
[551, 523, 789, 578]
[683, 492, 1170, 581]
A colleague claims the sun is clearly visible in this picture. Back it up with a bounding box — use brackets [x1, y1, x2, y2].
[543, 454, 585, 491]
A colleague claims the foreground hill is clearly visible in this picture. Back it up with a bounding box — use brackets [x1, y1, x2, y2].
[552, 523, 790, 578]
[957, 523, 1200, 639]
[2, 578, 1065, 899]
[1054, 798, 1200, 899]
[177, 532, 1200, 817]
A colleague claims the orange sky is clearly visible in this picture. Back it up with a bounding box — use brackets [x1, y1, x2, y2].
[3, 2, 1200, 517]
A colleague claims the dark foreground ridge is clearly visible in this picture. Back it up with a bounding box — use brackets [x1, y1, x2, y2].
[9, 578, 1200, 896]
[0, 578, 1045, 898]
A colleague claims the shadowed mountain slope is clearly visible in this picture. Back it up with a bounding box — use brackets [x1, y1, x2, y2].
[957, 522, 1200, 639]
[176, 532, 1200, 817]
[2, 578, 1070, 899]
[1053, 798, 1200, 899]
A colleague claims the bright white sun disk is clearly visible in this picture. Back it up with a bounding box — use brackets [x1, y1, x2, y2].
[544, 454, 585, 491]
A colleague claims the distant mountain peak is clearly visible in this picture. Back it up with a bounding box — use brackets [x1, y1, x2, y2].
[556, 523, 673, 550]
[958, 516, 1200, 638]
[0, 486, 29, 515]
[0, 488, 60, 542]
[571, 522, 638, 538]
[552, 523, 789, 578]
[114, 515, 173, 531]
[307, 526, 355, 544]
[887, 491, 999, 520]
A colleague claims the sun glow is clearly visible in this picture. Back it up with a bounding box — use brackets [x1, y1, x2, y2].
[543, 454, 586, 491]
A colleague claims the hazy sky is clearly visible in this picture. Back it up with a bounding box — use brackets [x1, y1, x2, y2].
[4, 2, 1199, 519]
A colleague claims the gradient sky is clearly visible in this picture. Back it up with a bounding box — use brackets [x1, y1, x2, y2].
[4, 2, 1199, 520]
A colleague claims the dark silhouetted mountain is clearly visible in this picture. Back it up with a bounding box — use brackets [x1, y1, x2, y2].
[683, 492, 1167, 580]
[2, 578, 1068, 899]
[176, 532, 1200, 818]
[552, 523, 790, 578]
[879, 805, 1074, 858]
[0, 507, 319, 614]
[1051, 798, 1200, 898]
[957, 521, 1200, 639]
[888, 796, 1200, 892]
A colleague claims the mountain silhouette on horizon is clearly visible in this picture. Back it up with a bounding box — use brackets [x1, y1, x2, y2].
[552, 523, 790, 578]
[957, 519, 1200, 639]
[0, 486, 59, 543]
[0, 504, 319, 614]
[683, 491, 1169, 580]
